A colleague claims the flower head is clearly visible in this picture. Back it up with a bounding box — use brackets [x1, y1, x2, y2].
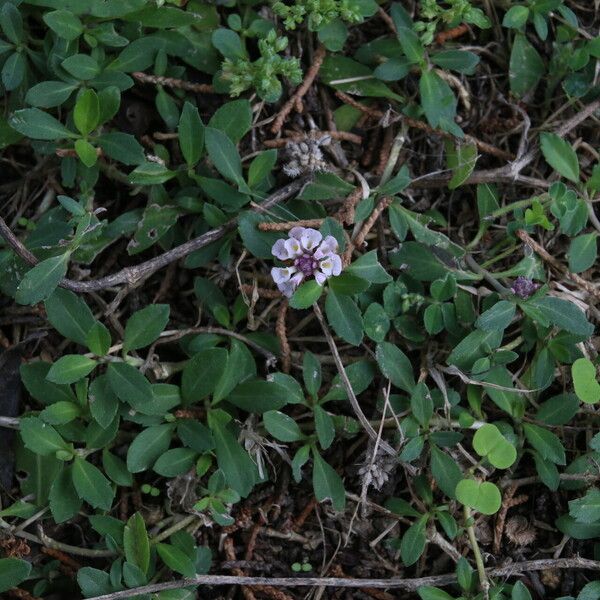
[510, 276, 540, 299]
[270, 227, 342, 297]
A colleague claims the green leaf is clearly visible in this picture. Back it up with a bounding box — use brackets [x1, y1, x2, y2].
[46, 355, 96, 384]
[472, 424, 517, 469]
[400, 516, 427, 567]
[211, 28, 245, 60]
[45, 288, 96, 345]
[430, 445, 462, 498]
[567, 232, 597, 273]
[503, 6, 530, 28]
[77, 567, 113, 597]
[509, 33, 544, 97]
[318, 18, 348, 52]
[418, 587, 454, 600]
[303, 352, 321, 398]
[410, 382, 433, 428]
[2, 52, 25, 91]
[419, 69, 458, 132]
[446, 141, 477, 189]
[512, 581, 532, 600]
[527, 296, 593, 336]
[314, 405, 335, 450]
[153, 448, 197, 477]
[20, 416, 70, 456]
[129, 162, 176, 185]
[40, 401, 81, 425]
[325, 291, 363, 346]
[208, 99, 252, 144]
[533, 450, 559, 490]
[204, 126, 243, 185]
[248, 150, 277, 188]
[455, 479, 501, 515]
[321, 55, 402, 102]
[572, 358, 600, 404]
[43, 9, 84, 40]
[20, 362, 76, 405]
[74, 88, 100, 136]
[363, 302, 391, 342]
[85, 322, 111, 356]
[123, 304, 170, 352]
[9, 108, 76, 141]
[540, 132, 580, 183]
[106, 362, 151, 413]
[89, 375, 119, 428]
[476, 300, 516, 332]
[0, 558, 31, 593]
[346, 250, 392, 283]
[97, 132, 145, 166]
[62, 54, 101, 80]
[375, 342, 415, 393]
[102, 450, 133, 486]
[181, 348, 228, 404]
[16, 254, 70, 305]
[263, 410, 305, 442]
[569, 488, 600, 524]
[124, 512, 150, 575]
[535, 393, 580, 425]
[523, 423, 566, 465]
[481, 366, 525, 418]
[298, 172, 355, 200]
[209, 410, 256, 496]
[556, 515, 600, 539]
[49, 466, 81, 523]
[431, 50, 480, 74]
[397, 26, 425, 64]
[228, 379, 288, 413]
[0, 3, 23, 44]
[126, 424, 174, 473]
[72, 457, 114, 510]
[157, 543, 196, 578]
[289, 280, 323, 309]
[178, 101, 204, 166]
[312, 449, 345, 510]
[75, 138, 98, 167]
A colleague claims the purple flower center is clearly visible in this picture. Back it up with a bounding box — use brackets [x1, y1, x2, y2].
[511, 276, 540, 299]
[295, 254, 317, 276]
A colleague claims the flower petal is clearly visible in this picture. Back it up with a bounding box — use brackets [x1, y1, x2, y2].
[284, 237, 303, 257]
[314, 271, 327, 285]
[289, 226, 306, 240]
[314, 236, 338, 259]
[272, 238, 290, 260]
[271, 267, 295, 284]
[277, 281, 296, 297]
[330, 253, 342, 276]
[300, 228, 322, 251]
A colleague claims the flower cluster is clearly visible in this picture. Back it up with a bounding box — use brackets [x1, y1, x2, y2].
[221, 31, 302, 102]
[283, 135, 330, 178]
[273, 0, 364, 31]
[511, 276, 540, 299]
[270, 227, 342, 297]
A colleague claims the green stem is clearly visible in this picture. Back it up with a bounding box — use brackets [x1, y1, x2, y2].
[464, 506, 490, 599]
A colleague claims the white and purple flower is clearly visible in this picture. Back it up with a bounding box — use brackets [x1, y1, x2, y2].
[270, 227, 342, 297]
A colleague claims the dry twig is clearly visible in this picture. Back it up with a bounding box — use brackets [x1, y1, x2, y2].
[84, 557, 600, 599]
[271, 45, 327, 134]
[132, 71, 213, 93]
[276, 299, 291, 374]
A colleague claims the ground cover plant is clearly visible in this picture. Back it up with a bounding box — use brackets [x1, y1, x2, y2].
[0, 0, 599, 598]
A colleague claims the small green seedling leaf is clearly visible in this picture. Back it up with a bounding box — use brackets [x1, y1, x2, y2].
[472, 424, 517, 469]
[572, 358, 600, 404]
[455, 479, 501, 515]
